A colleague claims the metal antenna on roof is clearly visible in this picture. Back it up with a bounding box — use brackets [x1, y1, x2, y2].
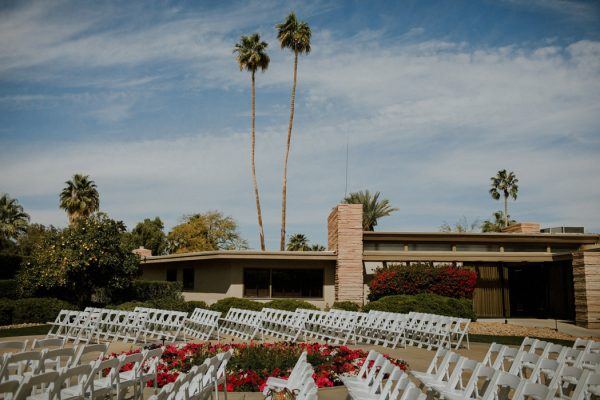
[344, 133, 349, 198]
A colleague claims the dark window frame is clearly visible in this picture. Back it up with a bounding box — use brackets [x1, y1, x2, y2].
[182, 268, 195, 291]
[243, 268, 324, 299]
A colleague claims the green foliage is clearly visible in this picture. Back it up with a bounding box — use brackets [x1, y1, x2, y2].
[263, 299, 318, 311]
[0, 194, 30, 243]
[363, 293, 476, 320]
[440, 216, 480, 233]
[132, 280, 183, 302]
[286, 234, 326, 251]
[167, 211, 248, 254]
[332, 301, 361, 312]
[489, 169, 519, 228]
[184, 301, 209, 313]
[0, 254, 23, 279]
[210, 297, 263, 314]
[482, 211, 516, 232]
[276, 12, 312, 54]
[125, 217, 167, 256]
[234, 34, 270, 73]
[0, 279, 19, 298]
[109, 301, 152, 311]
[343, 190, 398, 231]
[17, 214, 140, 306]
[0, 298, 76, 325]
[59, 174, 100, 224]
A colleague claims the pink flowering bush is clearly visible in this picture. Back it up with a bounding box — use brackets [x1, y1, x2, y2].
[108, 342, 408, 392]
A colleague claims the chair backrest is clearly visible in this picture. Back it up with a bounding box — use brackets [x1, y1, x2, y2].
[0, 351, 42, 380]
[0, 341, 28, 353]
[14, 371, 60, 400]
[71, 343, 108, 367]
[54, 364, 93, 396]
[41, 347, 76, 372]
[0, 380, 20, 399]
[31, 337, 65, 351]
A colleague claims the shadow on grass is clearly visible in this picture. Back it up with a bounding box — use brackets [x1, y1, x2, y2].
[0, 325, 49, 338]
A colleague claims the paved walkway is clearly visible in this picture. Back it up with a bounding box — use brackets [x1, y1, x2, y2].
[478, 318, 600, 338]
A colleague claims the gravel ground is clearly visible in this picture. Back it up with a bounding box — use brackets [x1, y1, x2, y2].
[470, 321, 592, 340]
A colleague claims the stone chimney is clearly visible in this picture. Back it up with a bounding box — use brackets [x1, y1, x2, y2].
[501, 222, 541, 234]
[132, 246, 152, 258]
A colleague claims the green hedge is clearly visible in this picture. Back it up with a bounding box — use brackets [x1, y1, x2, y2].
[109, 301, 152, 311]
[0, 254, 23, 279]
[332, 301, 361, 312]
[183, 301, 209, 314]
[210, 297, 263, 314]
[0, 279, 19, 299]
[0, 298, 76, 325]
[263, 299, 318, 312]
[362, 293, 476, 320]
[132, 280, 184, 302]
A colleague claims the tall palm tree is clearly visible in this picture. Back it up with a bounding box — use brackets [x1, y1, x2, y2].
[0, 194, 30, 242]
[59, 174, 100, 224]
[489, 170, 519, 228]
[234, 33, 270, 251]
[343, 190, 398, 231]
[481, 210, 516, 232]
[276, 12, 311, 251]
[287, 233, 310, 251]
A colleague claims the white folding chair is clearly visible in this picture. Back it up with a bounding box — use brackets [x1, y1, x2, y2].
[53, 363, 93, 400]
[0, 341, 28, 354]
[31, 338, 65, 351]
[13, 371, 59, 400]
[0, 351, 42, 382]
[70, 343, 108, 367]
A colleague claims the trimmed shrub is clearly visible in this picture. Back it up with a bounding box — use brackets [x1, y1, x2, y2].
[150, 297, 187, 312]
[363, 293, 476, 320]
[10, 298, 76, 324]
[368, 264, 477, 301]
[184, 301, 209, 314]
[0, 279, 19, 299]
[110, 301, 152, 311]
[133, 280, 184, 302]
[210, 297, 263, 314]
[0, 300, 14, 325]
[332, 301, 361, 312]
[263, 299, 318, 312]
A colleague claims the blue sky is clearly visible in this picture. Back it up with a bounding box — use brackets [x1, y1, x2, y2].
[1, 0, 599, 249]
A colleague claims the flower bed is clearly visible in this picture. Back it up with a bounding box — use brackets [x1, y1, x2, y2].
[110, 342, 408, 392]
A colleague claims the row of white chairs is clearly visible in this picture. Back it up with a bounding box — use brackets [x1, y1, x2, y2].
[262, 352, 317, 400]
[414, 337, 600, 399]
[149, 350, 232, 400]
[216, 307, 470, 349]
[0, 346, 163, 400]
[341, 349, 426, 400]
[47, 307, 187, 344]
[182, 309, 222, 341]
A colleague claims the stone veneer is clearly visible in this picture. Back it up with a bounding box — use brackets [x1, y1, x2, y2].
[573, 250, 600, 329]
[328, 204, 364, 304]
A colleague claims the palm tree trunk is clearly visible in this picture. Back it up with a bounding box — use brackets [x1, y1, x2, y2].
[280, 51, 299, 251]
[504, 196, 508, 228]
[251, 71, 266, 250]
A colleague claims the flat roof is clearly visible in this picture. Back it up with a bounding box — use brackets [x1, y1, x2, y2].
[363, 231, 600, 244]
[142, 250, 337, 264]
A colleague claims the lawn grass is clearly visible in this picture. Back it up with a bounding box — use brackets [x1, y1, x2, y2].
[470, 333, 574, 347]
[0, 324, 49, 338]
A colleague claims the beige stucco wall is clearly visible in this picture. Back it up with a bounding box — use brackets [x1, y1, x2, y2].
[140, 259, 336, 309]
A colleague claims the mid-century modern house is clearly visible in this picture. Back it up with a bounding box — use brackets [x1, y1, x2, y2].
[139, 204, 600, 328]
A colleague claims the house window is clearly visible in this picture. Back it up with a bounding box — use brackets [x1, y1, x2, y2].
[244, 269, 270, 298]
[166, 268, 177, 282]
[243, 268, 324, 299]
[182, 268, 194, 291]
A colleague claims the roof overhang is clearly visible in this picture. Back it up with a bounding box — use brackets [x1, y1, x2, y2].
[142, 250, 337, 264]
[363, 231, 600, 245]
[362, 250, 573, 263]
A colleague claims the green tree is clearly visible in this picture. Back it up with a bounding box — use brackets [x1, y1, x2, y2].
[489, 169, 519, 228]
[343, 190, 398, 231]
[234, 33, 270, 251]
[311, 244, 326, 251]
[16, 223, 57, 258]
[126, 217, 167, 256]
[277, 12, 312, 251]
[0, 194, 30, 245]
[167, 211, 248, 254]
[440, 216, 480, 233]
[287, 233, 310, 251]
[59, 174, 100, 224]
[18, 214, 140, 306]
[481, 211, 516, 232]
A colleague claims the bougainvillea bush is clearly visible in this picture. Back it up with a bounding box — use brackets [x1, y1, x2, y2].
[110, 342, 408, 392]
[368, 263, 477, 301]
